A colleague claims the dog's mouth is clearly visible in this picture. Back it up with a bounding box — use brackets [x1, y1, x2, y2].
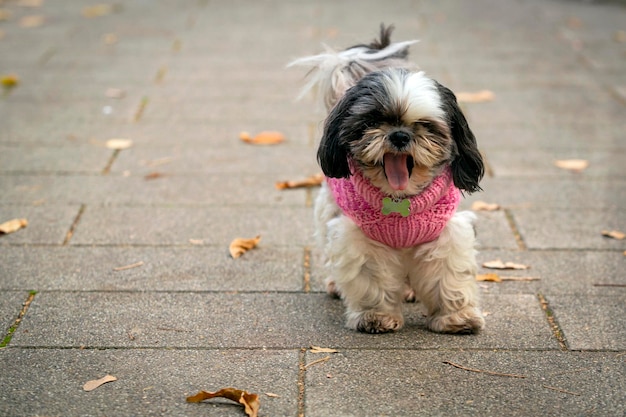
[383, 153, 414, 191]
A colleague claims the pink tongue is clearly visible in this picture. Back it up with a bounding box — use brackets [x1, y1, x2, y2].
[383, 153, 409, 191]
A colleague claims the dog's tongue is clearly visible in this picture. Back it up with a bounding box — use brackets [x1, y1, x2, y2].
[384, 153, 409, 191]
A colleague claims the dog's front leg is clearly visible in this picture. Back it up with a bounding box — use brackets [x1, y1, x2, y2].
[326, 216, 405, 333]
[410, 211, 485, 334]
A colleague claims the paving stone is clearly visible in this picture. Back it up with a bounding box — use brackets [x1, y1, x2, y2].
[0, 205, 80, 245]
[71, 206, 314, 246]
[0, 246, 305, 292]
[0, 144, 112, 173]
[548, 294, 626, 351]
[12, 292, 556, 350]
[0, 348, 299, 417]
[511, 207, 626, 250]
[305, 350, 626, 417]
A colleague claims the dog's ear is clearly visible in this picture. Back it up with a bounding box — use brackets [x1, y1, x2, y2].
[317, 89, 358, 178]
[437, 83, 484, 193]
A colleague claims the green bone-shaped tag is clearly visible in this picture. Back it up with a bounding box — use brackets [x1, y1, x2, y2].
[382, 197, 411, 217]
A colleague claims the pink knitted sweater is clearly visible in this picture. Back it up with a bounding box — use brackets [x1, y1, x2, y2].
[326, 164, 460, 248]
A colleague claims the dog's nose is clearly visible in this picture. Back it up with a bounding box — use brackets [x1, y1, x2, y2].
[389, 131, 411, 148]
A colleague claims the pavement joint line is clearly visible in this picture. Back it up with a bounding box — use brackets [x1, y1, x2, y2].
[297, 348, 306, 417]
[537, 293, 569, 351]
[503, 208, 527, 250]
[62, 204, 86, 246]
[0, 291, 37, 348]
[303, 247, 312, 293]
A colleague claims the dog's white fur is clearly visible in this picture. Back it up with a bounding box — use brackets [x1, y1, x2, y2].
[315, 184, 484, 334]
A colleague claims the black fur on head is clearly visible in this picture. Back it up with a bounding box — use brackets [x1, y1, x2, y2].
[317, 71, 390, 179]
[435, 83, 484, 193]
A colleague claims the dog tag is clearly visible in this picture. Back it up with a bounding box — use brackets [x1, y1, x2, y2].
[382, 197, 410, 217]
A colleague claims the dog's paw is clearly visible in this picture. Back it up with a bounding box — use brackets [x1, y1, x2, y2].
[348, 311, 404, 334]
[427, 307, 485, 334]
[403, 286, 417, 303]
[325, 280, 341, 299]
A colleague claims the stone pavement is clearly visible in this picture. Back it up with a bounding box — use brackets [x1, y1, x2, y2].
[0, 0, 625, 416]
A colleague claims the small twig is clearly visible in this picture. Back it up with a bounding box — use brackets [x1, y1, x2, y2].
[443, 361, 527, 379]
[304, 356, 330, 369]
[542, 385, 581, 396]
[113, 261, 144, 271]
[593, 283, 626, 287]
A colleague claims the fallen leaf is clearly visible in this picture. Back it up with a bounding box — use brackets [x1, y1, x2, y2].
[0, 9, 12, 21]
[601, 230, 625, 240]
[456, 90, 495, 103]
[83, 374, 117, 392]
[82, 4, 114, 18]
[240, 131, 285, 145]
[105, 87, 125, 98]
[310, 346, 339, 354]
[19, 14, 45, 27]
[1, 74, 19, 90]
[229, 235, 261, 259]
[304, 356, 331, 369]
[144, 172, 164, 180]
[265, 393, 280, 398]
[482, 260, 530, 270]
[187, 388, 259, 417]
[276, 173, 324, 190]
[0, 218, 28, 234]
[105, 138, 133, 150]
[554, 159, 588, 172]
[189, 239, 204, 245]
[476, 273, 502, 282]
[17, 0, 44, 7]
[471, 201, 500, 211]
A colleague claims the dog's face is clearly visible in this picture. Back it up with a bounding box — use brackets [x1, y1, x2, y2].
[318, 68, 484, 197]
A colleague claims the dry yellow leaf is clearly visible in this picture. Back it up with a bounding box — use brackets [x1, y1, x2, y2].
[310, 346, 339, 354]
[476, 273, 502, 283]
[276, 173, 324, 190]
[105, 138, 133, 150]
[1, 74, 19, 88]
[83, 374, 117, 392]
[554, 159, 589, 172]
[471, 201, 500, 211]
[229, 235, 261, 259]
[601, 230, 625, 240]
[187, 388, 259, 417]
[19, 14, 45, 27]
[482, 260, 530, 270]
[240, 131, 285, 145]
[82, 4, 114, 18]
[0, 218, 28, 234]
[456, 90, 495, 103]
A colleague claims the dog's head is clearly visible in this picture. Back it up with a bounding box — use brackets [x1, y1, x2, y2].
[318, 68, 484, 197]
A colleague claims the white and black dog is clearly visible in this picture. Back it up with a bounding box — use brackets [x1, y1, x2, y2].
[291, 26, 485, 334]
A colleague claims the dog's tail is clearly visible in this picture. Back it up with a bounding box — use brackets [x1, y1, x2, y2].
[288, 24, 418, 110]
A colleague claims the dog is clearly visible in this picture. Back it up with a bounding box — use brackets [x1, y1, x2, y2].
[290, 25, 485, 334]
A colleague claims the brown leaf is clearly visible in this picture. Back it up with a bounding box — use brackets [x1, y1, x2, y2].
[601, 230, 625, 240]
[0, 218, 28, 234]
[82, 4, 114, 18]
[456, 90, 495, 103]
[476, 273, 502, 283]
[554, 159, 588, 172]
[83, 374, 117, 392]
[310, 346, 339, 354]
[186, 388, 259, 417]
[482, 260, 530, 270]
[105, 138, 133, 150]
[229, 235, 261, 259]
[471, 201, 500, 211]
[144, 172, 164, 180]
[240, 131, 285, 145]
[19, 14, 45, 27]
[276, 173, 324, 190]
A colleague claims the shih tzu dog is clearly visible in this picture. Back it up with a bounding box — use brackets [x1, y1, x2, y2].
[290, 25, 485, 334]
